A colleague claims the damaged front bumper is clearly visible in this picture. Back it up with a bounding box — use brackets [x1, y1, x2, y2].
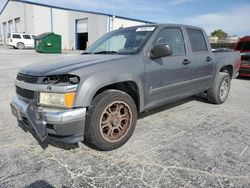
[10, 95, 86, 143]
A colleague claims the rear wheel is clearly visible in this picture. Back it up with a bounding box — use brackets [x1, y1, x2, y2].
[16, 42, 25, 49]
[85, 90, 137, 151]
[207, 72, 231, 104]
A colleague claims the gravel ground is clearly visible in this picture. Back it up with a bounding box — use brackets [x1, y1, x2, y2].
[0, 46, 249, 188]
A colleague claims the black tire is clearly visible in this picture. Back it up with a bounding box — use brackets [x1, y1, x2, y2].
[85, 90, 137, 151]
[207, 72, 231, 104]
[16, 42, 25, 49]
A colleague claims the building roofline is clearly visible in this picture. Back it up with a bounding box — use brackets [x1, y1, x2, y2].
[9, 0, 155, 24]
[0, 0, 9, 15]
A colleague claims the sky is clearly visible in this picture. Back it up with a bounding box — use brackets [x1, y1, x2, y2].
[1, 0, 250, 36]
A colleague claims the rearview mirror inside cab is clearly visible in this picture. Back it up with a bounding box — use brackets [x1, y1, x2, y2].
[150, 44, 173, 59]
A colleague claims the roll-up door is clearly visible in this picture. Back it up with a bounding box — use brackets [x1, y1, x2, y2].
[77, 19, 88, 33]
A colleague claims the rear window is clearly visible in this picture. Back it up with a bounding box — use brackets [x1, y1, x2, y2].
[187, 29, 208, 52]
[12, 34, 21, 39]
[22, 34, 31, 39]
[236, 41, 250, 51]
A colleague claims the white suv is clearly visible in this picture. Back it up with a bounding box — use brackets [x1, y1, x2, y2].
[8, 33, 35, 49]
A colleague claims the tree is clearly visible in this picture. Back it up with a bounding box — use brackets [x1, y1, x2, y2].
[211, 29, 228, 39]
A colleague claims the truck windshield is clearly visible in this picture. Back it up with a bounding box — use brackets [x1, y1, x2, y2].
[85, 26, 155, 55]
[236, 41, 250, 52]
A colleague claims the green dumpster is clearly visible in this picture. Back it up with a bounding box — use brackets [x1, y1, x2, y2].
[35, 32, 62, 53]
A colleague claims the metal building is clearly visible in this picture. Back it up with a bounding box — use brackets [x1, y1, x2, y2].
[0, 0, 152, 50]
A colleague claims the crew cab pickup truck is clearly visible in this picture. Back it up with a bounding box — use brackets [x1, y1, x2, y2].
[10, 24, 240, 151]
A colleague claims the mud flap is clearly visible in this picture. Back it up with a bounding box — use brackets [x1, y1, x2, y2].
[26, 100, 48, 142]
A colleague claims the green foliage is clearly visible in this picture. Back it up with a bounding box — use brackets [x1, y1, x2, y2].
[211, 29, 228, 39]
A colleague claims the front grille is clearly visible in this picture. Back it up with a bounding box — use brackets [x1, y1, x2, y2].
[241, 56, 250, 61]
[16, 73, 39, 84]
[241, 61, 250, 65]
[239, 68, 250, 75]
[16, 86, 35, 100]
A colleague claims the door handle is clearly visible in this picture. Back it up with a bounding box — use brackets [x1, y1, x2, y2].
[206, 57, 212, 62]
[182, 59, 191, 65]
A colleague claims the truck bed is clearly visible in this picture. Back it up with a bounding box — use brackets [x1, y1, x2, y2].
[213, 51, 240, 78]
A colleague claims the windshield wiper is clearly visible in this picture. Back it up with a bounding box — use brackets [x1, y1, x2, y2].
[94, 51, 118, 54]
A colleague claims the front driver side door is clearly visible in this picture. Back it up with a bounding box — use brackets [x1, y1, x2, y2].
[145, 27, 193, 108]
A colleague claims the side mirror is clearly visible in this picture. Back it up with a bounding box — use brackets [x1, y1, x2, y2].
[150, 44, 173, 59]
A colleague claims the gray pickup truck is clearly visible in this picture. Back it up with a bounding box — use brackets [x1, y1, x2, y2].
[10, 24, 240, 150]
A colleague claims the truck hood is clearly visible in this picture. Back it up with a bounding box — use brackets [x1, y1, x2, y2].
[19, 54, 130, 76]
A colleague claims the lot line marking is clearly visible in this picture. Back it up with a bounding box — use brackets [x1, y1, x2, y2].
[240, 146, 248, 157]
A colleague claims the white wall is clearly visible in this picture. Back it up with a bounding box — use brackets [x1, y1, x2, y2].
[23, 4, 35, 34]
[33, 5, 51, 35]
[68, 11, 108, 50]
[0, 1, 26, 43]
[52, 9, 69, 50]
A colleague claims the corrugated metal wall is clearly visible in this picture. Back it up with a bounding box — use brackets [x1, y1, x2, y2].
[0, 1, 27, 42]
[52, 9, 69, 50]
[23, 4, 35, 34]
[33, 6, 51, 35]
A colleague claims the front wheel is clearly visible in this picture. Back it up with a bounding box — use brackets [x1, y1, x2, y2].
[207, 72, 231, 104]
[85, 90, 137, 151]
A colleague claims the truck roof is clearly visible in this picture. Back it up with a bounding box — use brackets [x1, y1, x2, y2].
[120, 23, 204, 31]
[239, 36, 250, 41]
[10, 33, 34, 35]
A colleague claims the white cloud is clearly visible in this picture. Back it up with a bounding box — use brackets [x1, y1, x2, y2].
[182, 5, 250, 36]
[170, 0, 197, 5]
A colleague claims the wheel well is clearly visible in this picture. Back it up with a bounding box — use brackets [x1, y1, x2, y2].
[93, 81, 140, 112]
[220, 65, 233, 79]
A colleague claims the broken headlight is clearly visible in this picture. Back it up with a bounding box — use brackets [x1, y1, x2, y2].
[41, 75, 80, 85]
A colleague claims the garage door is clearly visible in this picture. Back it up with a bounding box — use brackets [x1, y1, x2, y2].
[8, 20, 14, 33]
[3, 22, 7, 44]
[15, 18, 21, 33]
[77, 19, 88, 33]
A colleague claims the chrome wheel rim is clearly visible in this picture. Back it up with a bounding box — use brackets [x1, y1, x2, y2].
[220, 78, 230, 100]
[99, 101, 132, 142]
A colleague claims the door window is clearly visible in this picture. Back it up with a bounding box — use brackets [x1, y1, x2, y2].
[236, 41, 250, 51]
[154, 28, 186, 55]
[22, 34, 31, 39]
[12, 34, 21, 39]
[187, 29, 207, 52]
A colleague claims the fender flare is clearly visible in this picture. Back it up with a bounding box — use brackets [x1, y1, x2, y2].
[74, 72, 145, 112]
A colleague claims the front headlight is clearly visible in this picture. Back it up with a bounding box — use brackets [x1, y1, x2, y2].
[39, 92, 76, 108]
